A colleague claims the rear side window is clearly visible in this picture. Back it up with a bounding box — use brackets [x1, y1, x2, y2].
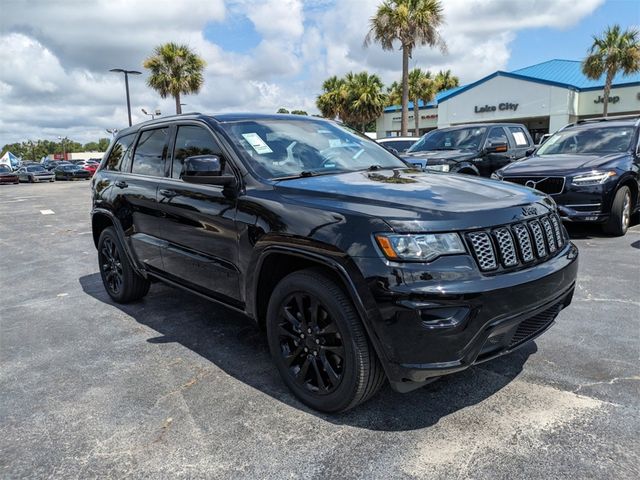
[105, 134, 136, 171]
[132, 128, 169, 177]
[508, 126, 530, 147]
[172, 125, 224, 179]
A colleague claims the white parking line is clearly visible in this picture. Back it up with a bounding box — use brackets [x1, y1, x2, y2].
[40, 209, 55, 215]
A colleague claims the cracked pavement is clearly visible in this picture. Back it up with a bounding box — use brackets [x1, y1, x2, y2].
[1, 181, 638, 479]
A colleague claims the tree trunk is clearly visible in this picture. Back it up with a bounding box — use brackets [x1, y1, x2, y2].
[602, 69, 614, 117]
[401, 46, 410, 137]
[175, 92, 182, 115]
[413, 97, 420, 137]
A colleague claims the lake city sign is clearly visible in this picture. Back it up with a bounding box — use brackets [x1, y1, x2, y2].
[474, 102, 519, 113]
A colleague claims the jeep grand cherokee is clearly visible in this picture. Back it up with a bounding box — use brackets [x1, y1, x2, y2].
[91, 113, 578, 412]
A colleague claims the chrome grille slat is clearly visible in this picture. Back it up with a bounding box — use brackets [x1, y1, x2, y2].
[528, 220, 547, 258]
[540, 217, 557, 253]
[467, 214, 565, 273]
[550, 214, 564, 249]
[493, 228, 518, 267]
[512, 223, 534, 262]
[467, 232, 497, 271]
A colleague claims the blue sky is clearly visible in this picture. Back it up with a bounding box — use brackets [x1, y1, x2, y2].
[1, 0, 638, 145]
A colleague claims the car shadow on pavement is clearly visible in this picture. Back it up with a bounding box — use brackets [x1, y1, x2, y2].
[80, 272, 535, 432]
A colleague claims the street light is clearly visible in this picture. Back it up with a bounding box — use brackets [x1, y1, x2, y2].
[57, 136, 66, 161]
[110, 68, 141, 127]
[106, 128, 118, 137]
[141, 108, 161, 120]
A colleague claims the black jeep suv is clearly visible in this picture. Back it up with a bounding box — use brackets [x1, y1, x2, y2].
[402, 123, 534, 176]
[495, 116, 640, 236]
[91, 113, 578, 412]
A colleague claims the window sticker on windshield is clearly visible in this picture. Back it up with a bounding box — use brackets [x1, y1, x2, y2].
[241, 133, 273, 154]
[328, 139, 342, 148]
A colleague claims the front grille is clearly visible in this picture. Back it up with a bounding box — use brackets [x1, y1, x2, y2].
[466, 213, 566, 273]
[504, 176, 565, 195]
[509, 303, 562, 347]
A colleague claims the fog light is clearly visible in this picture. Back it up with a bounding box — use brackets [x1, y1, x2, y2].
[419, 307, 470, 330]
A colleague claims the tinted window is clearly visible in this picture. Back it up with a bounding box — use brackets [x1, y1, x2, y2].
[0, 166, 11, 173]
[132, 128, 168, 177]
[485, 127, 508, 147]
[537, 126, 634, 155]
[380, 139, 416, 152]
[27, 166, 45, 172]
[408, 127, 487, 152]
[508, 126, 530, 147]
[172, 125, 223, 179]
[105, 133, 136, 171]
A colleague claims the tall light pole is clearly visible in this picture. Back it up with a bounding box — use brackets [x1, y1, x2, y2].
[106, 128, 118, 137]
[110, 68, 141, 127]
[141, 108, 161, 120]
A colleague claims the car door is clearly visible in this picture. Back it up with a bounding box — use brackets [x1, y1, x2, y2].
[114, 126, 170, 272]
[483, 126, 512, 176]
[506, 125, 534, 160]
[153, 122, 242, 304]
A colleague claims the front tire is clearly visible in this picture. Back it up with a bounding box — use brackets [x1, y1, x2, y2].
[266, 268, 385, 412]
[603, 186, 631, 236]
[97, 227, 150, 303]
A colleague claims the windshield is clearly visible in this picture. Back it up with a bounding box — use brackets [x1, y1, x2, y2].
[220, 118, 407, 180]
[0, 166, 10, 173]
[380, 139, 416, 152]
[408, 127, 487, 153]
[537, 126, 634, 155]
[27, 166, 45, 172]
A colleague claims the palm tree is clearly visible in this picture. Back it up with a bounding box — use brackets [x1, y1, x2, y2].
[434, 69, 459, 92]
[582, 25, 640, 116]
[316, 76, 346, 119]
[385, 81, 402, 107]
[342, 72, 386, 132]
[365, 0, 446, 136]
[408, 68, 435, 136]
[143, 43, 205, 114]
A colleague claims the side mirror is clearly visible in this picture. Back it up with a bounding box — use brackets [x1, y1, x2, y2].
[486, 141, 508, 153]
[181, 155, 236, 186]
[525, 147, 535, 157]
[387, 147, 399, 155]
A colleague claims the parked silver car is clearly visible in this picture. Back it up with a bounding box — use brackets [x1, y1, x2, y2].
[17, 165, 55, 183]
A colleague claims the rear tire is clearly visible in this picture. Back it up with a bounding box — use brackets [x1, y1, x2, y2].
[603, 186, 631, 237]
[266, 268, 385, 412]
[98, 227, 150, 303]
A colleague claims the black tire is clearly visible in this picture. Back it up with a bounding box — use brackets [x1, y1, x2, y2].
[603, 186, 631, 237]
[28, 176, 34, 183]
[266, 268, 385, 412]
[97, 227, 150, 303]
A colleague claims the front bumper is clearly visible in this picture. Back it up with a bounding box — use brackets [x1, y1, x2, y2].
[353, 242, 578, 392]
[551, 182, 614, 223]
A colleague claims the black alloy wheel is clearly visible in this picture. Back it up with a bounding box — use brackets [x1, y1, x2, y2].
[277, 292, 345, 395]
[266, 269, 385, 412]
[99, 236, 123, 296]
[97, 227, 150, 303]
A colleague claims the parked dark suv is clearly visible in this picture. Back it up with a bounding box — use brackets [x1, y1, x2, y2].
[91, 113, 578, 412]
[495, 116, 640, 236]
[402, 123, 535, 176]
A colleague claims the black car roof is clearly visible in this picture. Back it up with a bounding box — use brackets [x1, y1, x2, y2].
[439, 123, 527, 130]
[115, 112, 330, 137]
[563, 116, 640, 130]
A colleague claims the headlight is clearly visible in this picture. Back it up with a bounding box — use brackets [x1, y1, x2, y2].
[424, 163, 450, 172]
[572, 170, 616, 186]
[375, 233, 465, 261]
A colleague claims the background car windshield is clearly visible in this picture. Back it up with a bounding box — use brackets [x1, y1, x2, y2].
[537, 126, 634, 155]
[0, 166, 11, 172]
[221, 119, 407, 179]
[27, 166, 45, 172]
[408, 127, 487, 152]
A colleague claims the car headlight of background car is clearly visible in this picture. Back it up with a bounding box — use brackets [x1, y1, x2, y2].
[571, 170, 616, 186]
[375, 233, 465, 261]
[424, 163, 450, 172]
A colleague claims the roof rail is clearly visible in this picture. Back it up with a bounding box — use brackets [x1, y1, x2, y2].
[559, 114, 640, 130]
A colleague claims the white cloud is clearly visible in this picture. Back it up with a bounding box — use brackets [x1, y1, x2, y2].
[0, 0, 605, 146]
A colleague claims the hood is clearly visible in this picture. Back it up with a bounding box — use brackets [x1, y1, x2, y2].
[402, 149, 477, 163]
[274, 169, 553, 231]
[501, 152, 628, 176]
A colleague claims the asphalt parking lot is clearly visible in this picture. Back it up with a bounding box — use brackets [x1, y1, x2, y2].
[1, 181, 638, 479]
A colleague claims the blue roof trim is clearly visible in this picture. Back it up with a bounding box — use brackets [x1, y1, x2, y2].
[383, 85, 463, 112]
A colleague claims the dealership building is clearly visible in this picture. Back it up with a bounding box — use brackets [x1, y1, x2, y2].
[376, 59, 640, 141]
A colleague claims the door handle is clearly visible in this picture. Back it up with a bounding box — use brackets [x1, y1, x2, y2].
[159, 189, 178, 198]
[115, 180, 128, 189]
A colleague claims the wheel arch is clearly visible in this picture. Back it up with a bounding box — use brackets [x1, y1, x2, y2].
[616, 174, 638, 210]
[455, 163, 480, 175]
[91, 208, 146, 276]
